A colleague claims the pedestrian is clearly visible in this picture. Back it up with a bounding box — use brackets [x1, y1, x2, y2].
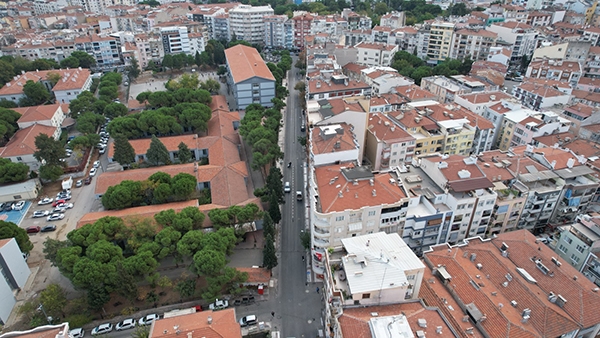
[271, 311, 275, 318]
[302, 255, 305, 261]
[316, 287, 319, 294]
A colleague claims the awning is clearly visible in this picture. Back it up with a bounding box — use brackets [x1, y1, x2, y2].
[448, 177, 494, 192]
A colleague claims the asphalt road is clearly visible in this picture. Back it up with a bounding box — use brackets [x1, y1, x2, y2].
[275, 59, 324, 338]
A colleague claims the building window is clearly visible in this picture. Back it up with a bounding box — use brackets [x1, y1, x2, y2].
[570, 254, 580, 263]
[335, 216, 344, 221]
[565, 236, 572, 244]
[558, 244, 568, 254]
[16, 157, 22, 161]
[362, 293, 371, 299]
[576, 244, 585, 253]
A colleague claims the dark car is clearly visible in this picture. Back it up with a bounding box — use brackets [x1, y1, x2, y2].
[84, 177, 92, 185]
[26, 226, 41, 233]
[3, 203, 14, 211]
[41, 225, 57, 232]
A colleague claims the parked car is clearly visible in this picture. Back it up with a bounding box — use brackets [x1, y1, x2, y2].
[116, 318, 136, 331]
[84, 177, 92, 185]
[239, 315, 257, 327]
[69, 328, 84, 338]
[26, 226, 41, 234]
[138, 314, 160, 326]
[41, 225, 57, 232]
[99, 148, 106, 155]
[47, 213, 65, 221]
[33, 210, 50, 218]
[208, 299, 229, 311]
[91, 323, 113, 335]
[12, 201, 25, 211]
[56, 194, 71, 201]
[52, 199, 66, 207]
[2, 203, 13, 211]
[284, 182, 291, 193]
[38, 197, 54, 205]
[93, 160, 100, 168]
[90, 168, 97, 177]
[57, 203, 74, 209]
[52, 207, 67, 213]
[76, 180, 83, 188]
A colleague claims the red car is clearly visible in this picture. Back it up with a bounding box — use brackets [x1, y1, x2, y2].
[84, 177, 92, 185]
[26, 226, 41, 233]
[52, 199, 66, 207]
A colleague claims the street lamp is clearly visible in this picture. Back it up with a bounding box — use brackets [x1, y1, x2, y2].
[37, 304, 53, 325]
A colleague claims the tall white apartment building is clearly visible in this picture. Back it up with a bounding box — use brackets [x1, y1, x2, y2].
[264, 15, 291, 49]
[486, 21, 538, 65]
[161, 26, 191, 55]
[417, 21, 456, 62]
[229, 5, 274, 45]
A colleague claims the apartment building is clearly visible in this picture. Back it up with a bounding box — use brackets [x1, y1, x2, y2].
[420, 75, 488, 103]
[292, 13, 313, 49]
[371, 26, 395, 45]
[380, 11, 405, 29]
[225, 44, 275, 109]
[419, 154, 497, 242]
[14, 104, 66, 130]
[309, 163, 411, 280]
[311, 15, 347, 37]
[393, 27, 419, 53]
[344, 29, 373, 47]
[526, 10, 553, 26]
[0, 124, 60, 170]
[390, 109, 445, 158]
[306, 75, 371, 101]
[512, 82, 572, 110]
[497, 109, 569, 150]
[550, 164, 600, 224]
[454, 91, 512, 116]
[422, 230, 600, 338]
[309, 124, 360, 167]
[555, 215, 600, 276]
[417, 20, 455, 62]
[354, 42, 397, 67]
[74, 35, 122, 70]
[560, 103, 599, 134]
[365, 113, 415, 170]
[160, 26, 190, 55]
[228, 5, 274, 45]
[264, 15, 292, 49]
[323, 232, 424, 312]
[486, 21, 538, 65]
[449, 29, 497, 61]
[526, 59, 583, 85]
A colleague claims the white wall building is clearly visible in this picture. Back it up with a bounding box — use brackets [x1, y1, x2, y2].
[229, 5, 274, 45]
[0, 238, 31, 324]
[160, 27, 191, 55]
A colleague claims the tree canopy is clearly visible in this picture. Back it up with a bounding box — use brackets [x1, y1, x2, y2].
[0, 220, 34, 253]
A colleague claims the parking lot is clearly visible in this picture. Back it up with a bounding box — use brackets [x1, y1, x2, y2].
[0, 201, 31, 225]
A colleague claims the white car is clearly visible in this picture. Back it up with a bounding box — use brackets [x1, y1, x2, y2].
[57, 203, 74, 209]
[284, 182, 291, 193]
[38, 197, 53, 205]
[32, 210, 50, 218]
[239, 315, 257, 327]
[91, 323, 112, 335]
[52, 207, 67, 213]
[90, 168, 97, 177]
[99, 148, 106, 155]
[138, 314, 160, 326]
[47, 213, 65, 221]
[12, 201, 25, 211]
[116, 318, 136, 331]
[208, 299, 229, 311]
[76, 180, 83, 188]
[70, 328, 84, 338]
[93, 160, 100, 168]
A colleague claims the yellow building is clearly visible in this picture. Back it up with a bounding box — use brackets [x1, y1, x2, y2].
[586, 0, 598, 25]
[390, 109, 445, 157]
[424, 21, 455, 62]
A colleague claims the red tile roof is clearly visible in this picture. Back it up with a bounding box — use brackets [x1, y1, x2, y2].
[107, 134, 199, 159]
[458, 91, 511, 104]
[0, 124, 57, 157]
[149, 308, 241, 338]
[14, 104, 61, 123]
[394, 84, 437, 101]
[367, 112, 414, 143]
[311, 123, 358, 155]
[423, 154, 486, 182]
[314, 163, 407, 213]
[225, 44, 275, 83]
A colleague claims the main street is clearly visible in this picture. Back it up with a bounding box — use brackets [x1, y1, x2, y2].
[275, 57, 324, 338]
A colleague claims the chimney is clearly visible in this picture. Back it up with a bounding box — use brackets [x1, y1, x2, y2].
[207, 316, 213, 324]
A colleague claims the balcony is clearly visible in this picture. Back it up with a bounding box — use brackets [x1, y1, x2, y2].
[313, 227, 330, 238]
[314, 217, 331, 228]
[313, 238, 330, 248]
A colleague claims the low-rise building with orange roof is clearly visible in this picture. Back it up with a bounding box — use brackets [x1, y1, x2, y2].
[107, 134, 205, 164]
[322, 232, 425, 335]
[354, 41, 398, 67]
[309, 162, 410, 279]
[454, 91, 512, 116]
[365, 112, 415, 170]
[14, 103, 66, 130]
[310, 123, 360, 166]
[419, 154, 496, 242]
[512, 81, 572, 110]
[0, 124, 59, 170]
[224, 44, 275, 110]
[423, 229, 600, 338]
[572, 89, 600, 108]
[532, 131, 576, 148]
[559, 103, 599, 134]
[149, 308, 241, 338]
[498, 109, 570, 151]
[393, 84, 438, 103]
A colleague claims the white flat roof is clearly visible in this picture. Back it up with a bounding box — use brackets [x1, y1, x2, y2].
[437, 118, 469, 130]
[341, 232, 424, 295]
[407, 100, 440, 108]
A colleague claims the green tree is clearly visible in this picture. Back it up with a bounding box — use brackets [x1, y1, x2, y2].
[112, 134, 136, 166]
[76, 112, 104, 135]
[43, 238, 69, 266]
[87, 284, 110, 311]
[0, 108, 21, 144]
[39, 165, 63, 182]
[300, 230, 311, 250]
[0, 99, 17, 108]
[40, 284, 67, 318]
[146, 135, 170, 166]
[161, 54, 174, 71]
[263, 234, 277, 270]
[177, 142, 192, 164]
[70, 51, 96, 68]
[217, 66, 227, 76]
[34, 134, 65, 166]
[268, 193, 281, 224]
[0, 158, 29, 183]
[60, 57, 80, 69]
[170, 173, 196, 201]
[155, 227, 182, 259]
[192, 249, 226, 276]
[175, 278, 196, 301]
[199, 79, 220, 94]
[46, 72, 62, 86]
[0, 60, 15, 86]
[103, 102, 128, 119]
[101, 72, 122, 85]
[127, 56, 141, 80]
[0, 220, 34, 253]
[21, 80, 51, 106]
[69, 91, 97, 118]
[177, 230, 204, 257]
